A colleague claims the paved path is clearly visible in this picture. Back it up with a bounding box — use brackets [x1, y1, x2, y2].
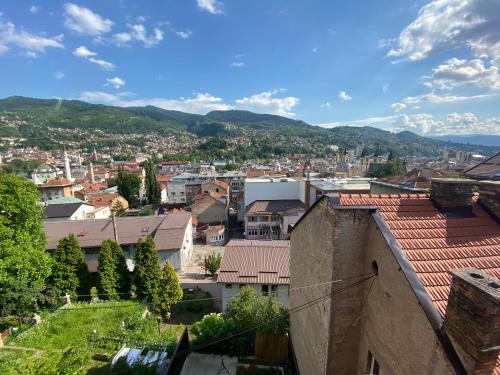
[180, 353, 238, 375]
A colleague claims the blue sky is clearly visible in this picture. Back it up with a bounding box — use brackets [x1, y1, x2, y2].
[0, 0, 499, 135]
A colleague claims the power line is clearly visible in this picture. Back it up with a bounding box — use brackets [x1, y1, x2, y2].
[176, 274, 377, 356]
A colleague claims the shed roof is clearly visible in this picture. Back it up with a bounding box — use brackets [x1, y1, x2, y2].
[217, 240, 290, 285]
[246, 200, 306, 215]
[44, 202, 87, 219]
[464, 152, 500, 181]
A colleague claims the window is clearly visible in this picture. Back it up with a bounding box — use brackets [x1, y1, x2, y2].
[262, 284, 269, 296]
[248, 216, 256, 222]
[225, 284, 232, 289]
[239, 284, 246, 289]
[247, 229, 258, 237]
[271, 285, 278, 295]
[365, 351, 380, 375]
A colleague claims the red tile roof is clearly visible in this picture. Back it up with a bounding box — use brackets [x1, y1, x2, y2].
[340, 193, 500, 317]
[217, 240, 290, 285]
[40, 178, 72, 187]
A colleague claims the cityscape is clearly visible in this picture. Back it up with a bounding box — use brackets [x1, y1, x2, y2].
[0, 1, 499, 375]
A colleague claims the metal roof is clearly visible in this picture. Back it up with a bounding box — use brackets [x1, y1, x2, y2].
[217, 240, 290, 285]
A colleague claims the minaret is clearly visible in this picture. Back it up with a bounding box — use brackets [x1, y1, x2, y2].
[88, 162, 95, 184]
[63, 148, 72, 181]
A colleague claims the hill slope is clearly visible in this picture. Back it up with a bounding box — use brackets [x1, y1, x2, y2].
[0, 96, 497, 157]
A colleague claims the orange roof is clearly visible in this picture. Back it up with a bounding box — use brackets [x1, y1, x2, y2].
[88, 193, 120, 207]
[157, 176, 171, 183]
[213, 179, 229, 190]
[194, 192, 225, 201]
[340, 193, 500, 317]
[40, 178, 72, 188]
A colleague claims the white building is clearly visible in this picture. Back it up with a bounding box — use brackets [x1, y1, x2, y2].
[217, 240, 290, 311]
[166, 181, 187, 204]
[244, 177, 303, 208]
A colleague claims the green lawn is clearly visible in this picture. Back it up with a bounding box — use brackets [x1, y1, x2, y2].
[2, 300, 183, 374]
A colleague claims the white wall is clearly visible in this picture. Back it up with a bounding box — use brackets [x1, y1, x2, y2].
[220, 283, 289, 311]
[244, 178, 303, 207]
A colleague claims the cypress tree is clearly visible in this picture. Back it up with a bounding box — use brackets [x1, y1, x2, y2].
[51, 234, 89, 298]
[134, 235, 161, 300]
[155, 261, 183, 320]
[144, 160, 161, 205]
[112, 241, 131, 295]
[97, 240, 119, 299]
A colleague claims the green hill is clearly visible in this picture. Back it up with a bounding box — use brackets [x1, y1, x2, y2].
[0, 96, 497, 157]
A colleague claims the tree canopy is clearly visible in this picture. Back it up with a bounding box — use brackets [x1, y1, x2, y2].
[143, 160, 160, 205]
[155, 261, 183, 320]
[50, 234, 89, 298]
[0, 172, 51, 287]
[107, 167, 141, 205]
[133, 236, 161, 300]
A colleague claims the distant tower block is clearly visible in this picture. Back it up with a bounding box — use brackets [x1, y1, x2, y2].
[88, 162, 95, 184]
[63, 149, 72, 181]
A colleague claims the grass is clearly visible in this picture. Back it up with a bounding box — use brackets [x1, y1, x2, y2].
[2, 300, 183, 374]
[169, 288, 216, 325]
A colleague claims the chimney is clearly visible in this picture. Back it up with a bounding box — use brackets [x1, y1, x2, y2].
[443, 268, 500, 375]
[88, 162, 95, 184]
[304, 168, 311, 208]
[478, 181, 500, 222]
[430, 178, 476, 214]
[63, 148, 72, 181]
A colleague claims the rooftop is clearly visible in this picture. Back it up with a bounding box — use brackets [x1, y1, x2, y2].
[247, 200, 306, 215]
[44, 211, 191, 251]
[464, 152, 500, 181]
[339, 193, 500, 317]
[217, 240, 290, 285]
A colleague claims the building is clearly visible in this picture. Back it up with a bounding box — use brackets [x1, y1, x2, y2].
[205, 225, 226, 245]
[370, 168, 449, 194]
[44, 211, 193, 272]
[160, 161, 189, 173]
[201, 179, 230, 196]
[464, 152, 500, 181]
[245, 200, 306, 240]
[166, 180, 187, 205]
[192, 193, 228, 227]
[305, 177, 372, 206]
[217, 240, 290, 311]
[289, 179, 500, 375]
[44, 201, 110, 221]
[32, 163, 59, 184]
[38, 177, 73, 202]
[88, 192, 129, 211]
[244, 177, 303, 209]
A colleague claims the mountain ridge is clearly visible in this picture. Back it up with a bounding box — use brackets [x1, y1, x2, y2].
[0, 96, 497, 157]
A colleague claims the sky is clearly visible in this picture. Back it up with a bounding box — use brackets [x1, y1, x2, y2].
[0, 0, 499, 136]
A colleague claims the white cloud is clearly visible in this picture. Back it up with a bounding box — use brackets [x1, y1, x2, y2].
[337, 91, 352, 101]
[73, 45, 95, 58]
[73, 45, 115, 70]
[197, 0, 224, 15]
[426, 58, 500, 90]
[382, 84, 390, 93]
[387, 0, 500, 61]
[106, 77, 125, 88]
[53, 71, 65, 79]
[80, 91, 232, 114]
[391, 92, 494, 111]
[0, 19, 63, 56]
[30, 6, 39, 14]
[235, 89, 300, 117]
[320, 102, 332, 109]
[176, 30, 192, 39]
[63, 3, 113, 36]
[80, 89, 299, 117]
[230, 61, 244, 67]
[319, 112, 500, 135]
[112, 24, 163, 47]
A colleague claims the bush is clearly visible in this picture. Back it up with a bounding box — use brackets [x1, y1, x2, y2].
[204, 253, 222, 277]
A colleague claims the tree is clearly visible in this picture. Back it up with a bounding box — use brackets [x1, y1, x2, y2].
[204, 252, 222, 277]
[144, 160, 160, 205]
[0, 279, 42, 322]
[97, 240, 120, 299]
[112, 200, 127, 217]
[112, 241, 131, 295]
[107, 167, 141, 205]
[0, 172, 51, 288]
[155, 261, 183, 320]
[134, 236, 162, 300]
[51, 234, 89, 298]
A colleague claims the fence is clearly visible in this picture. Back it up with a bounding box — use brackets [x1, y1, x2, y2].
[164, 328, 190, 375]
[255, 333, 289, 363]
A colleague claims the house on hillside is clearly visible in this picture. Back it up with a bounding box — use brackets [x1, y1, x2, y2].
[217, 240, 290, 311]
[44, 211, 193, 273]
[201, 179, 230, 196]
[289, 179, 500, 375]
